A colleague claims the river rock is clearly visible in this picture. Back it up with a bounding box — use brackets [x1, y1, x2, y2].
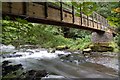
[25, 69, 48, 80]
[90, 43, 114, 52]
[56, 45, 69, 50]
[2, 60, 11, 67]
[2, 53, 22, 58]
[48, 48, 56, 53]
[2, 64, 23, 76]
[19, 45, 39, 49]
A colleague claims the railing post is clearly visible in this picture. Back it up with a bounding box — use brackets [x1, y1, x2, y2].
[80, 6, 82, 25]
[44, 2, 48, 18]
[96, 13, 99, 29]
[87, 15, 89, 27]
[8, 2, 12, 13]
[72, 5, 75, 23]
[100, 16, 103, 29]
[92, 13, 94, 28]
[98, 14, 101, 30]
[23, 2, 26, 15]
[60, 1, 63, 21]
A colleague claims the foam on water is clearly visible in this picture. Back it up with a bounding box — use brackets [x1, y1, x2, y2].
[0, 44, 15, 52]
[3, 49, 59, 60]
[55, 50, 71, 55]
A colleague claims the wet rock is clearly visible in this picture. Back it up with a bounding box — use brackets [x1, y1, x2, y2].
[2, 53, 22, 58]
[36, 70, 48, 77]
[2, 60, 11, 67]
[90, 43, 114, 52]
[91, 46, 114, 52]
[25, 70, 48, 80]
[48, 48, 56, 53]
[2, 64, 23, 76]
[59, 53, 86, 64]
[27, 70, 36, 75]
[20, 45, 39, 49]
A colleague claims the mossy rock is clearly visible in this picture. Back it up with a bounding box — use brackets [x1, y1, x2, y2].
[93, 42, 110, 47]
[91, 45, 114, 52]
[89, 42, 114, 52]
[56, 45, 69, 50]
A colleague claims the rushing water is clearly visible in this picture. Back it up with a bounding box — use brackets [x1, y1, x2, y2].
[0, 44, 119, 79]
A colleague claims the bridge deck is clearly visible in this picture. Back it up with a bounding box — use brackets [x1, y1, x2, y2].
[2, 2, 110, 33]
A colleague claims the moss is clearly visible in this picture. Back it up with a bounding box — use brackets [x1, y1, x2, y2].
[89, 42, 119, 52]
[56, 45, 69, 50]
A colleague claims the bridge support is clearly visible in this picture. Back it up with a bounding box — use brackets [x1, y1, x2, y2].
[91, 32, 113, 43]
[91, 32, 114, 52]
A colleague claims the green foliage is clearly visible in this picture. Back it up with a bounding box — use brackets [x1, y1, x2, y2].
[96, 2, 120, 49]
[2, 17, 91, 50]
[2, 17, 33, 47]
[71, 2, 97, 16]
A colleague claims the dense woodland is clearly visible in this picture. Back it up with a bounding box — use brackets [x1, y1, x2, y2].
[1, 2, 120, 51]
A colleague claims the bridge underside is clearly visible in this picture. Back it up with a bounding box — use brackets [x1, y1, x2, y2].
[2, 13, 105, 34]
[2, 2, 107, 33]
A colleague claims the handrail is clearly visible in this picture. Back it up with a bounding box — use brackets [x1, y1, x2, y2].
[49, 2, 110, 30]
[2, 2, 113, 33]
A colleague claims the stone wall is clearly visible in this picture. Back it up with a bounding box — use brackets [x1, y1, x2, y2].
[91, 32, 113, 43]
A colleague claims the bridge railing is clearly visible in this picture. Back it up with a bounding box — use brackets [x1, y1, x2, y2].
[50, 2, 110, 31]
[2, 2, 111, 32]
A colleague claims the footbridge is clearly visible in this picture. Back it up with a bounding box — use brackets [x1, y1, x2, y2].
[2, 2, 115, 43]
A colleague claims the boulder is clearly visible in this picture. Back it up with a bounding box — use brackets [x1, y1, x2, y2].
[2, 60, 11, 67]
[25, 69, 48, 79]
[90, 43, 114, 52]
[2, 64, 23, 76]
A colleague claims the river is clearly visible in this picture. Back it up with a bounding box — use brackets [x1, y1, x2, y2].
[0, 44, 119, 79]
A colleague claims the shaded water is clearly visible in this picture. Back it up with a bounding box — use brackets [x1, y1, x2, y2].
[0, 44, 119, 78]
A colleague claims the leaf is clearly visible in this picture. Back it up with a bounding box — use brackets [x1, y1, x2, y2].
[28, 23, 33, 27]
[5, 16, 10, 20]
[16, 18, 28, 24]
